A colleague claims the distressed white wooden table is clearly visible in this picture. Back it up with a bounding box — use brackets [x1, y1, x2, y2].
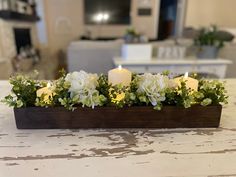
[0, 80, 236, 177]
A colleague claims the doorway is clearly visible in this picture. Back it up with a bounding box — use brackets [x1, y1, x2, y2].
[157, 0, 178, 40]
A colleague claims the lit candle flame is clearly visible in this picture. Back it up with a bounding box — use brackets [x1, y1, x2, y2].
[118, 65, 122, 70]
[47, 82, 51, 88]
[184, 72, 189, 79]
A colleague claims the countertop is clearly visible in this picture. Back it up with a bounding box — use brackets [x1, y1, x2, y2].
[113, 58, 233, 65]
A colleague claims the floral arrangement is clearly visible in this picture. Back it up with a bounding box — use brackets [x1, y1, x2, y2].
[2, 70, 228, 111]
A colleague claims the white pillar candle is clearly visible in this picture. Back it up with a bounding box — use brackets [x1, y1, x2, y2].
[174, 72, 199, 91]
[108, 65, 132, 86]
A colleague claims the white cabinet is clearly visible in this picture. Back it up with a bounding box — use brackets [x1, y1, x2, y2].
[113, 58, 232, 78]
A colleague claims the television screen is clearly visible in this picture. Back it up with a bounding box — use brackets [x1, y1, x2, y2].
[84, 0, 131, 25]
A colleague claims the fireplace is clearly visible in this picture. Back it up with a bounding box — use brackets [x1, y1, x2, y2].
[13, 28, 32, 54]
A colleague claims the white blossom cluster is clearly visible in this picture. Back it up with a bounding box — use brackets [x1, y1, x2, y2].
[136, 73, 176, 106]
[65, 71, 103, 108]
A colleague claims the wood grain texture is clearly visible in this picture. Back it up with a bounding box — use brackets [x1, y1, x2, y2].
[14, 105, 222, 129]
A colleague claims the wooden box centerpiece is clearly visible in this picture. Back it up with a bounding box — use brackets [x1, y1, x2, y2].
[3, 68, 227, 129]
[14, 105, 222, 129]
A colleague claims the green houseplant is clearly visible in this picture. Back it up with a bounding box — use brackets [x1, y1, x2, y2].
[194, 25, 229, 59]
[124, 27, 140, 43]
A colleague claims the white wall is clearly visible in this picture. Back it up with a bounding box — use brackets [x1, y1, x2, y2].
[132, 0, 160, 39]
[185, 0, 236, 28]
[43, 0, 84, 55]
[35, 0, 48, 45]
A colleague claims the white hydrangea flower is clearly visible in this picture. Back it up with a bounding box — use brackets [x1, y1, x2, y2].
[65, 71, 102, 108]
[136, 73, 176, 106]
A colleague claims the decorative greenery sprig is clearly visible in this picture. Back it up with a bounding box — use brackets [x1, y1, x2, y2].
[194, 79, 228, 106]
[2, 72, 41, 108]
[164, 80, 194, 108]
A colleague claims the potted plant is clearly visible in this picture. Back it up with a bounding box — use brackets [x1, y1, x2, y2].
[194, 25, 228, 59]
[123, 28, 151, 60]
[124, 27, 140, 43]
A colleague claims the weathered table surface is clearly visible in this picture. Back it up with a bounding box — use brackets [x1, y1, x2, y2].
[0, 80, 236, 177]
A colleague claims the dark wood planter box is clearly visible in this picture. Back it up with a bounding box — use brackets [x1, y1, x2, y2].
[13, 105, 222, 129]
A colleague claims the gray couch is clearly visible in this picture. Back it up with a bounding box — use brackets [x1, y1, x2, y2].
[67, 40, 123, 74]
